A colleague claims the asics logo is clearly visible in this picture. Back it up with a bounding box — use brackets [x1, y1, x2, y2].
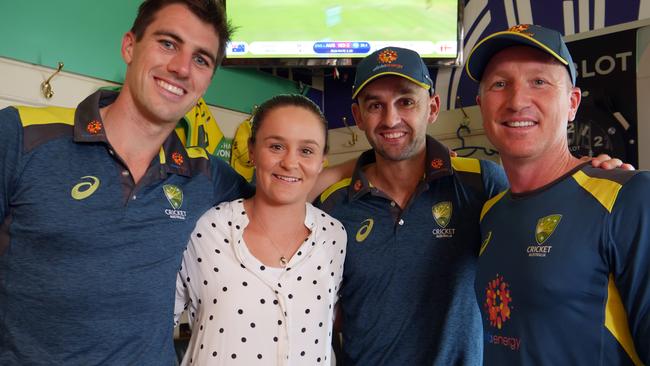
[71, 176, 100, 200]
[355, 219, 374, 243]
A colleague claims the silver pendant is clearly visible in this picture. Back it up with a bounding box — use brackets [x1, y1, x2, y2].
[280, 256, 288, 267]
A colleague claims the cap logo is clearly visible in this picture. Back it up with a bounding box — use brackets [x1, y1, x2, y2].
[171, 152, 184, 166]
[86, 120, 103, 135]
[378, 49, 398, 64]
[508, 24, 534, 37]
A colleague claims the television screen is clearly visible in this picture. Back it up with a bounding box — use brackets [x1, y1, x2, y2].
[224, 0, 461, 66]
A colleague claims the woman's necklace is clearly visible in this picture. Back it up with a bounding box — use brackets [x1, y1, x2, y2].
[251, 200, 300, 267]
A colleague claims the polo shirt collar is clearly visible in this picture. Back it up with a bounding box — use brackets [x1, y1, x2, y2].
[347, 135, 454, 201]
[73, 89, 195, 177]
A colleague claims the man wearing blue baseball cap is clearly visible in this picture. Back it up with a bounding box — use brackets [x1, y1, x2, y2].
[317, 46, 509, 365]
[468, 24, 649, 364]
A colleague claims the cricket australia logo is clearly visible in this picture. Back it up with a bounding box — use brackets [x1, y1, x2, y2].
[163, 184, 187, 220]
[527, 214, 561, 257]
[432, 201, 455, 238]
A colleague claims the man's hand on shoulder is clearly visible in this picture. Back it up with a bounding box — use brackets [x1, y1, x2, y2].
[586, 154, 635, 171]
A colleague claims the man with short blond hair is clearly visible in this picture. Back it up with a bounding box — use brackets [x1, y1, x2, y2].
[468, 24, 649, 365]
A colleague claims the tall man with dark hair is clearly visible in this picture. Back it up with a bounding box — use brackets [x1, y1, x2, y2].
[468, 24, 649, 364]
[0, 1, 252, 364]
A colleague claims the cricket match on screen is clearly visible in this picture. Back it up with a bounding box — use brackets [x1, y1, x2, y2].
[226, 0, 459, 59]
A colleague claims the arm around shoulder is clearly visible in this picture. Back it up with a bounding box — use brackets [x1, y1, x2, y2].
[479, 159, 509, 198]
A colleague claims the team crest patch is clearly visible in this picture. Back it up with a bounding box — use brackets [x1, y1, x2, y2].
[378, 49, 398, 64]
[535, 214, 561, 244]
[432, 201, 452, 228]
[431, 201, 455, 238]
[163, 184, 187, 220]
[86, 120, 103, 134]
[163, 184, 183, 209]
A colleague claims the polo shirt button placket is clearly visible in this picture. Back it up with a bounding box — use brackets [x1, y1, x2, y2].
[398, 219, 404, 226]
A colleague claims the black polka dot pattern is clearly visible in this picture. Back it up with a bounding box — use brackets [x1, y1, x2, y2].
[174, 200, 347, 364]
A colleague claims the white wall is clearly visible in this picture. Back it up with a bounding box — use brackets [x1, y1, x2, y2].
[0, 56, 249, 138]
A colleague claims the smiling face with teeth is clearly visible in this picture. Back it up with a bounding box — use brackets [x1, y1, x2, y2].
[120, 3, 218, 127]
[352, 76, 439, 163]
[249, 105, 326, 207]
[477, 46, 581, 165]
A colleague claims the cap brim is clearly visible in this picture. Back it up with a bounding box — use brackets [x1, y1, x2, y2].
[466, 31, 569, 82]
[352, 72, 431, 99]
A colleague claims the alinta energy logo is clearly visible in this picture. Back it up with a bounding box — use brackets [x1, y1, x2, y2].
[355, 218, 374, 243]
[484, 274, 521, 351]
[527, 214, 562, 257]
[378, 49, 398, 64]
[163, 184, 187, 220]
[431, 201, 455, 238]
[71, 176, 100, 200]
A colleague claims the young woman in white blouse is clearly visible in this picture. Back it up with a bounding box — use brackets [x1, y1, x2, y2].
[174, 94, 347, 365]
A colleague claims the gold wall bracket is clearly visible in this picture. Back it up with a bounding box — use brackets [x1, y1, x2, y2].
[41, 62, 64, 99]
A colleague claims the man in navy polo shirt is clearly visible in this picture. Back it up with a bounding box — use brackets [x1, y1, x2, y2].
[317, 47, 508, 365]
[467, 24, 649, 365]
[0, 1, 252, 364]
[317, 46, 630, 365]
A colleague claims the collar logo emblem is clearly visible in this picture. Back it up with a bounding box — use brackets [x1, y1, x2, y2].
[71, 176, 100, 200]
[431, 158, 444, 169]
[355, 219, 374, 243]
[171, 152, 184, 166]
[535, 214, 561, 244]
[353, 179, 362, 191]
[86, 120, 103, 135]
[378, 49, 398, 64]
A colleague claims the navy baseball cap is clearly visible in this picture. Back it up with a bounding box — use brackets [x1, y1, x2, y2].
[352, 47, 434, 99]
[466, 24, 576, 85]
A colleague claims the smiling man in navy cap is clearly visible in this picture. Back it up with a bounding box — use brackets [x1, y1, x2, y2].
[468, 24, 649, 365]
[317, 46, 509, 365]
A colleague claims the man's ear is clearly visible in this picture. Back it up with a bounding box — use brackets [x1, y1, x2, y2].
[351, 102, 365, 131]
[427, 93, 441, 125]
[121, 31, 136, 64]
[567, 87, 582, 122]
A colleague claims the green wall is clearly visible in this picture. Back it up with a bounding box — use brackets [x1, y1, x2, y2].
[0, 1, 302, 113]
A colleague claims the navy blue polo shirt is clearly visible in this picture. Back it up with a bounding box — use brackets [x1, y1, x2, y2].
[317, 136, 508, 365]
[0, 90, 253, 365]
[477, 164, 650, 365]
